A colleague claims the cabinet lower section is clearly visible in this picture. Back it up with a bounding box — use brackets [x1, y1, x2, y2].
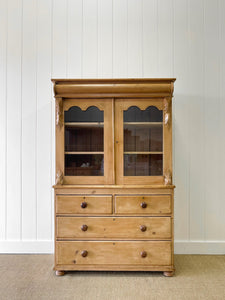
[54, 187, 174, 275]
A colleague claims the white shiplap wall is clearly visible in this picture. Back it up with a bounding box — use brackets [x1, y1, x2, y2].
[0, 0, 225, 254]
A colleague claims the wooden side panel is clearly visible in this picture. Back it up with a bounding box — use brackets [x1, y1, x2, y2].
[163, 97, 173, 179]
[115, 195, 171, 214]
[56, 195, 112, 215]
[56, 241, 172, 266]
[55, 98, 64, 182]
[56, 216, 171, 239]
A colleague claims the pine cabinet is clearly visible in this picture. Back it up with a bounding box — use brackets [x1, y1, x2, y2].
[52, 78, 176, 276]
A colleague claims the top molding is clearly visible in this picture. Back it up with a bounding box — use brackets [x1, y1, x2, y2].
[52, 78, 176, 99]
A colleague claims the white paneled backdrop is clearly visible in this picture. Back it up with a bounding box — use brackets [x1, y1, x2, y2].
[0, 0, 225, 254]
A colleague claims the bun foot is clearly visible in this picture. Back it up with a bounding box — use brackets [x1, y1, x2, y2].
[56, 270, 65, 276]
[163, 271, 174, 277]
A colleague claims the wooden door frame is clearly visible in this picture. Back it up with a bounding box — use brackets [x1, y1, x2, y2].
[115, 98, 172, 185]
[56, 98, 114, 185]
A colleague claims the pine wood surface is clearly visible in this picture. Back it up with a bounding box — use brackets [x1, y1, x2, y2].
[52, 78, 175, 99]
[56, 241, 172, 266]
[56, 216, 171, 239]
[56, 195, 112, 215]
[53, 78, 175, 275]
[115, 195, 171, 214]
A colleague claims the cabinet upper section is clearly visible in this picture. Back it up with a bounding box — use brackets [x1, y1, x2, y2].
[52, 78, 176, 99]
[52, 79, 176, 187]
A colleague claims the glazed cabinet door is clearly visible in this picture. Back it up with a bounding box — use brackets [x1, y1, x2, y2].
[56, 98, 114, 184]
[115, 98, 172, 185]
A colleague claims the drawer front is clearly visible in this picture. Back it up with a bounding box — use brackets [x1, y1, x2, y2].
[115, 195, 171, 214]
[56, 195, 112, 214]
[56, 241, 171, 266]
[56, 217, 171, 239]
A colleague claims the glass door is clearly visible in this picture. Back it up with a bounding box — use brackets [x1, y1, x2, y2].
[61, 99, 113, 184]
[115, 99, 169, 185]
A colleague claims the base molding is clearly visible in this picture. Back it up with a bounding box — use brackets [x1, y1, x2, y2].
[0, 240, 225, 254]
[175, 241, 225, 254]
[0, 240, 53, 253]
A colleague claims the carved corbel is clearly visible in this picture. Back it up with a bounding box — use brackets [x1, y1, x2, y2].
[164, 98, 171, 126]
[56, 99, 63, 129]
[164, 170, 172, 185]
[56, 170, 63, 185]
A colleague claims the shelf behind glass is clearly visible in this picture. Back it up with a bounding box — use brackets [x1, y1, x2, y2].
[65, 154, 104, 176]
[124, 154, 163, 176]
[124, 125, 163, 152]
[65, 126, 104, 152]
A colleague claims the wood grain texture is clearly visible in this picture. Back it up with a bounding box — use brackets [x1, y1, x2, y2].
[56, 241, 172, 266]
[56, 216, 171, 239]
[115, 195, 171, 215]
[56, 195, 112, 215]
[52, 79, 175, 98]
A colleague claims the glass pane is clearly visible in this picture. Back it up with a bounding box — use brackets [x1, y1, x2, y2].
[123, 106, 163, 176]
[124, 106, 162, 122]
[64, 106, 104, 176]
[65, 154, 104, 176]
[124, 154, 163, 176]
[65, 106, 103, 122]
[65, 125, 103, 152]
[124, 124, 163, 152]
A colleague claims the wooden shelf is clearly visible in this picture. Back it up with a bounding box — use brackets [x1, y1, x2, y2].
[124, 122, 163, 126]
[65, 122, 103, 127]
[124, 152, 163, 154]
[65, 152, 104, 155]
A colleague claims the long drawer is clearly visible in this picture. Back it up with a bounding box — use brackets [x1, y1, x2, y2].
[56, 195, 112, 215]
[56, 216, 171, 239]
[115, 195, 171, 214]
[56, 241, 172, 266]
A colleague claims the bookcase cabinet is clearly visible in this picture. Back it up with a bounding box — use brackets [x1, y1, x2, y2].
[52, 78, 176, 276]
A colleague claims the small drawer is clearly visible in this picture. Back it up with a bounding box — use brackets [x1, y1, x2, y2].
[56, 216, 171, 239]
[56, 195, 112, 215]
[115, 195, 171, 215]
[56, 241, 172, 266]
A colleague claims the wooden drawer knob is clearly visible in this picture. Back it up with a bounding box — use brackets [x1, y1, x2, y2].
[81, 202, 87, 208]
[140, 225, 147, 232]
[140, 202, 147, 208]
[81, 250, 88, 257]
[81, 224, 88, 231]
[141, 251, 147, 258]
